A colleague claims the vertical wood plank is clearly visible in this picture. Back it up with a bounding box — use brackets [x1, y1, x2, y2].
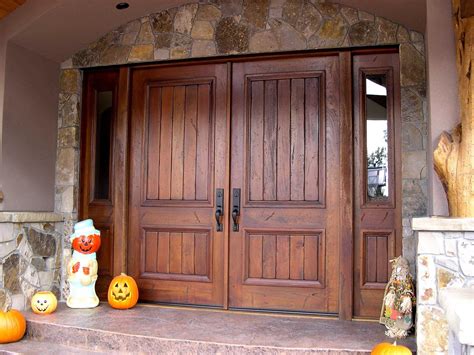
[276, 235, 290, 279]
[156, 232, 169, 273]
[290, 79, 305, 201]
[159, 86, 174, 200]
[184, 85, 198, 200]
[366, 236, 377, 283]
[248, 235, 263, 278]
[263, 80, 277, 201]
[196, 84, 210, 201]
[182, 232, 195, 275]
[171, 86, 185, 200]
[303, 235, 318, 281]
[145, 231, 158, 273]
[304, 78, 320, 201]
[169, 232, 183, 274]
[146, 87, 161, 200]
[194, 233, 208, 276]
[290, 235, 304, 280]
[250, 81, 264, 201]
[376, 236, 388, 283]
[277, 79, 291, 201]
[262, 235, 276, 279]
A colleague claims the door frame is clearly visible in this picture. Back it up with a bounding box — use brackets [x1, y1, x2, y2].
[79, 47, 400, 320]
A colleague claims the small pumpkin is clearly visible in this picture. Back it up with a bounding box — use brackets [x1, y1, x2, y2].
[108, 273, 139, 309]
[0, 308, 26, 343]
[72, 233, 101, 254]
[371, 342, 412, 355]
[31, 291, 58, 315]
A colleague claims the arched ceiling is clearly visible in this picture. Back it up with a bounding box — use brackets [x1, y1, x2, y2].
[2, 0, 426, 63]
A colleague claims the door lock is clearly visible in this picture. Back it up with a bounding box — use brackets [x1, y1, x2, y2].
[215, 188, 224, 232]
[232, 188, 241, 231]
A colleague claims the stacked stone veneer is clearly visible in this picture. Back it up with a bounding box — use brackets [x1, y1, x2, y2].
[413, 217, 474, 354]
[0, 213, 64, 310]
[56, 0, 428, 299]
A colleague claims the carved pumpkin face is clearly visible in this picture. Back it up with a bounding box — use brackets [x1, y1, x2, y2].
[108, 273, 139, 309]
[72, 234, 101, 254]
[31, 291, 58, 315]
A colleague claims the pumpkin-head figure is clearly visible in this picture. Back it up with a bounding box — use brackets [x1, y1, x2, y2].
[108, 273, 139, 309]
[70, 219, 101, 255]
[31, 291, 58, 315]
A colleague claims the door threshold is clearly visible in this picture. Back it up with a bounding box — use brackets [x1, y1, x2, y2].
[137, 301, 339, 320]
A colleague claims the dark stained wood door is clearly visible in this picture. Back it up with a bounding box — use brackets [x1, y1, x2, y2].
[229, 56, 342, 313]
[128, 63, 229, 306]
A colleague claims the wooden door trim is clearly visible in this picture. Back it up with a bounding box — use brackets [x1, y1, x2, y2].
[338, 51, 353, 321]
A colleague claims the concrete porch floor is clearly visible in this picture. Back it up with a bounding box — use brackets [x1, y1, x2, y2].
[1, 303, 416, 354]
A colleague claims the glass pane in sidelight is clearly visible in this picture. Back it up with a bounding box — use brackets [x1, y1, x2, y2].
[94, 91, 113, 200]
[365, 75, 389, 202]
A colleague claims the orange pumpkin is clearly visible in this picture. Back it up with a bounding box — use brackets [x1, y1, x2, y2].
[371, 342, 412, 355]
[108, 273, 139, 309]
[0, 309, 26, 343]
[31, 291, 58, 315]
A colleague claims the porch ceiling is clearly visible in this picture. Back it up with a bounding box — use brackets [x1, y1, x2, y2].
[3, 0, 427, 63]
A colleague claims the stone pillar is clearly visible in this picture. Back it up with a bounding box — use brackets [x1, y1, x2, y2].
[413, 217, 474, 354]
[0, 212, 64, 310]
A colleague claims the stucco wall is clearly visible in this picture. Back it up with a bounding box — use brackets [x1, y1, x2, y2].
[1, 42, 59, 211]
[426, 0, 460, 217]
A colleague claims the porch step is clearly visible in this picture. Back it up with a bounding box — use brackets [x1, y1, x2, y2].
[0, 339, 104, 354]
[18, 303, 415, 354]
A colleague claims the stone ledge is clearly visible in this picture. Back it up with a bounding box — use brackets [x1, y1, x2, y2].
[439, 288, 474, 346]
[0, 212, 64, 223]
[412, 217, 474, 231]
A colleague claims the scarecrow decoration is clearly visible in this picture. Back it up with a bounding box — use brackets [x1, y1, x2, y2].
[379, 256, 416, 338]
[66, 219, 101, 308]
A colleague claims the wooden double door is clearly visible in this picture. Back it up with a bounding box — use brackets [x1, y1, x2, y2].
[80, 50, 401, 318]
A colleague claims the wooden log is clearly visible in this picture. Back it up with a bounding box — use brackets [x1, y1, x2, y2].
[434, 0, 474, 217]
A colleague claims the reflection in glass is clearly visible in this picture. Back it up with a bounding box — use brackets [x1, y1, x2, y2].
[94, 91, 113, 200]
[365, 75, 389, 201]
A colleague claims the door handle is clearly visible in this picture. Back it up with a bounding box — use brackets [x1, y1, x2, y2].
[232, 188, 241, 231]
[215, 188, 224, 232]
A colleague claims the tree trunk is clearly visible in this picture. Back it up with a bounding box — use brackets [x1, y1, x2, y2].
[434, 0, 474, 217]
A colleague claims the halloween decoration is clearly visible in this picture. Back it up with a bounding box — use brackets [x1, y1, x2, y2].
[0, 306, 26, 344]
[31, 291, 58, 315]
[67, 219, 101, 308]
[108, 273, 139, 309]
[379, 256, 416, 338]
[371, 341, 412, 355]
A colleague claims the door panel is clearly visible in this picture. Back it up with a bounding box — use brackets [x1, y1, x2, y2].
[353, 52, 401, 318]
[80, 70, 119, 299]
[229, 56, 341, 313]
[128, 63, 228, 306]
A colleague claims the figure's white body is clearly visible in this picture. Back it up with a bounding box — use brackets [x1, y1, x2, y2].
[66, 251, 99, 308]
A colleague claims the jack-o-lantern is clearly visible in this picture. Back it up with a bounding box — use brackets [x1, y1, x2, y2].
[31, 291, 58, 315]
[72, 233, 101, 254]
[0, 308, 26, 343]
[108, 273, 139, 309]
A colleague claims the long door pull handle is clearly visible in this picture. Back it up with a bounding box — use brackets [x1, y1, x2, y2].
[232, 188, 241, 231]
[215, 188, 224, 232]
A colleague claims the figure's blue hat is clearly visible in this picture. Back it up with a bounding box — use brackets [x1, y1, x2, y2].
[70, 219, 100, 241]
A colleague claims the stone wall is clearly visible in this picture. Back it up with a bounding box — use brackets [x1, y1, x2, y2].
[56, 0, 428, 299]
[0, 212, 64, 310]
[413, 217, 474, 354]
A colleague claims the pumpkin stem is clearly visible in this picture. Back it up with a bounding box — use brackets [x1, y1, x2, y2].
[1, 300, 11, 313]
[393, 341, 397, 346]
[121, 273, 126, 276]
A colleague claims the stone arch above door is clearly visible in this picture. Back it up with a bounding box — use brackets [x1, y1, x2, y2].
[56, 0, 427, 298]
